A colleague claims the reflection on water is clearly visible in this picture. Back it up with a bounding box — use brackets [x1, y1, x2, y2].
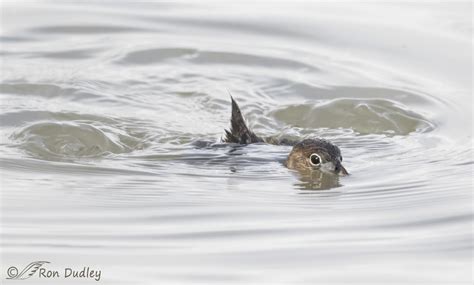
[1, 2, 472, 284]
[293, 169, 341, 190]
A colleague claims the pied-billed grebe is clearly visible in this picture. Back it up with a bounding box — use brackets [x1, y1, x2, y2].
[223, 97, 348, 176]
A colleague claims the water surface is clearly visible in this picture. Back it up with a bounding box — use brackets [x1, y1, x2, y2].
[1, 2, 472, 284]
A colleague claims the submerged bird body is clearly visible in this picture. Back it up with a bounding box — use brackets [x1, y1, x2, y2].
[224, 97, 348, 176]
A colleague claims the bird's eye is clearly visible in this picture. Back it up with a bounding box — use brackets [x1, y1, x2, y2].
[309, 153, 321, 166]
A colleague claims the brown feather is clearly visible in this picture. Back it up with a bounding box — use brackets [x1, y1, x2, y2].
[223, 96, 263, 144]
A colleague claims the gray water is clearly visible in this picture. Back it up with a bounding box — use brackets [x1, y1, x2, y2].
[1, 2, 472, 284]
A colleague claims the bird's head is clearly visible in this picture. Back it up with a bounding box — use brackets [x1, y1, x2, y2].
[286, 139, 348, 176]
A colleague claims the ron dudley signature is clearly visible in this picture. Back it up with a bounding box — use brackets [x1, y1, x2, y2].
[6, 261, 102, 281]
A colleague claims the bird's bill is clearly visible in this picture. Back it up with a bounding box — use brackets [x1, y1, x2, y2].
[338, 164, 349, 176]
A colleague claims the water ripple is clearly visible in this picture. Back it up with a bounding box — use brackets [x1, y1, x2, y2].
[11, 120, 147, 160]
[29, 25, 150, 34]
[272, 98, 435, 135]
